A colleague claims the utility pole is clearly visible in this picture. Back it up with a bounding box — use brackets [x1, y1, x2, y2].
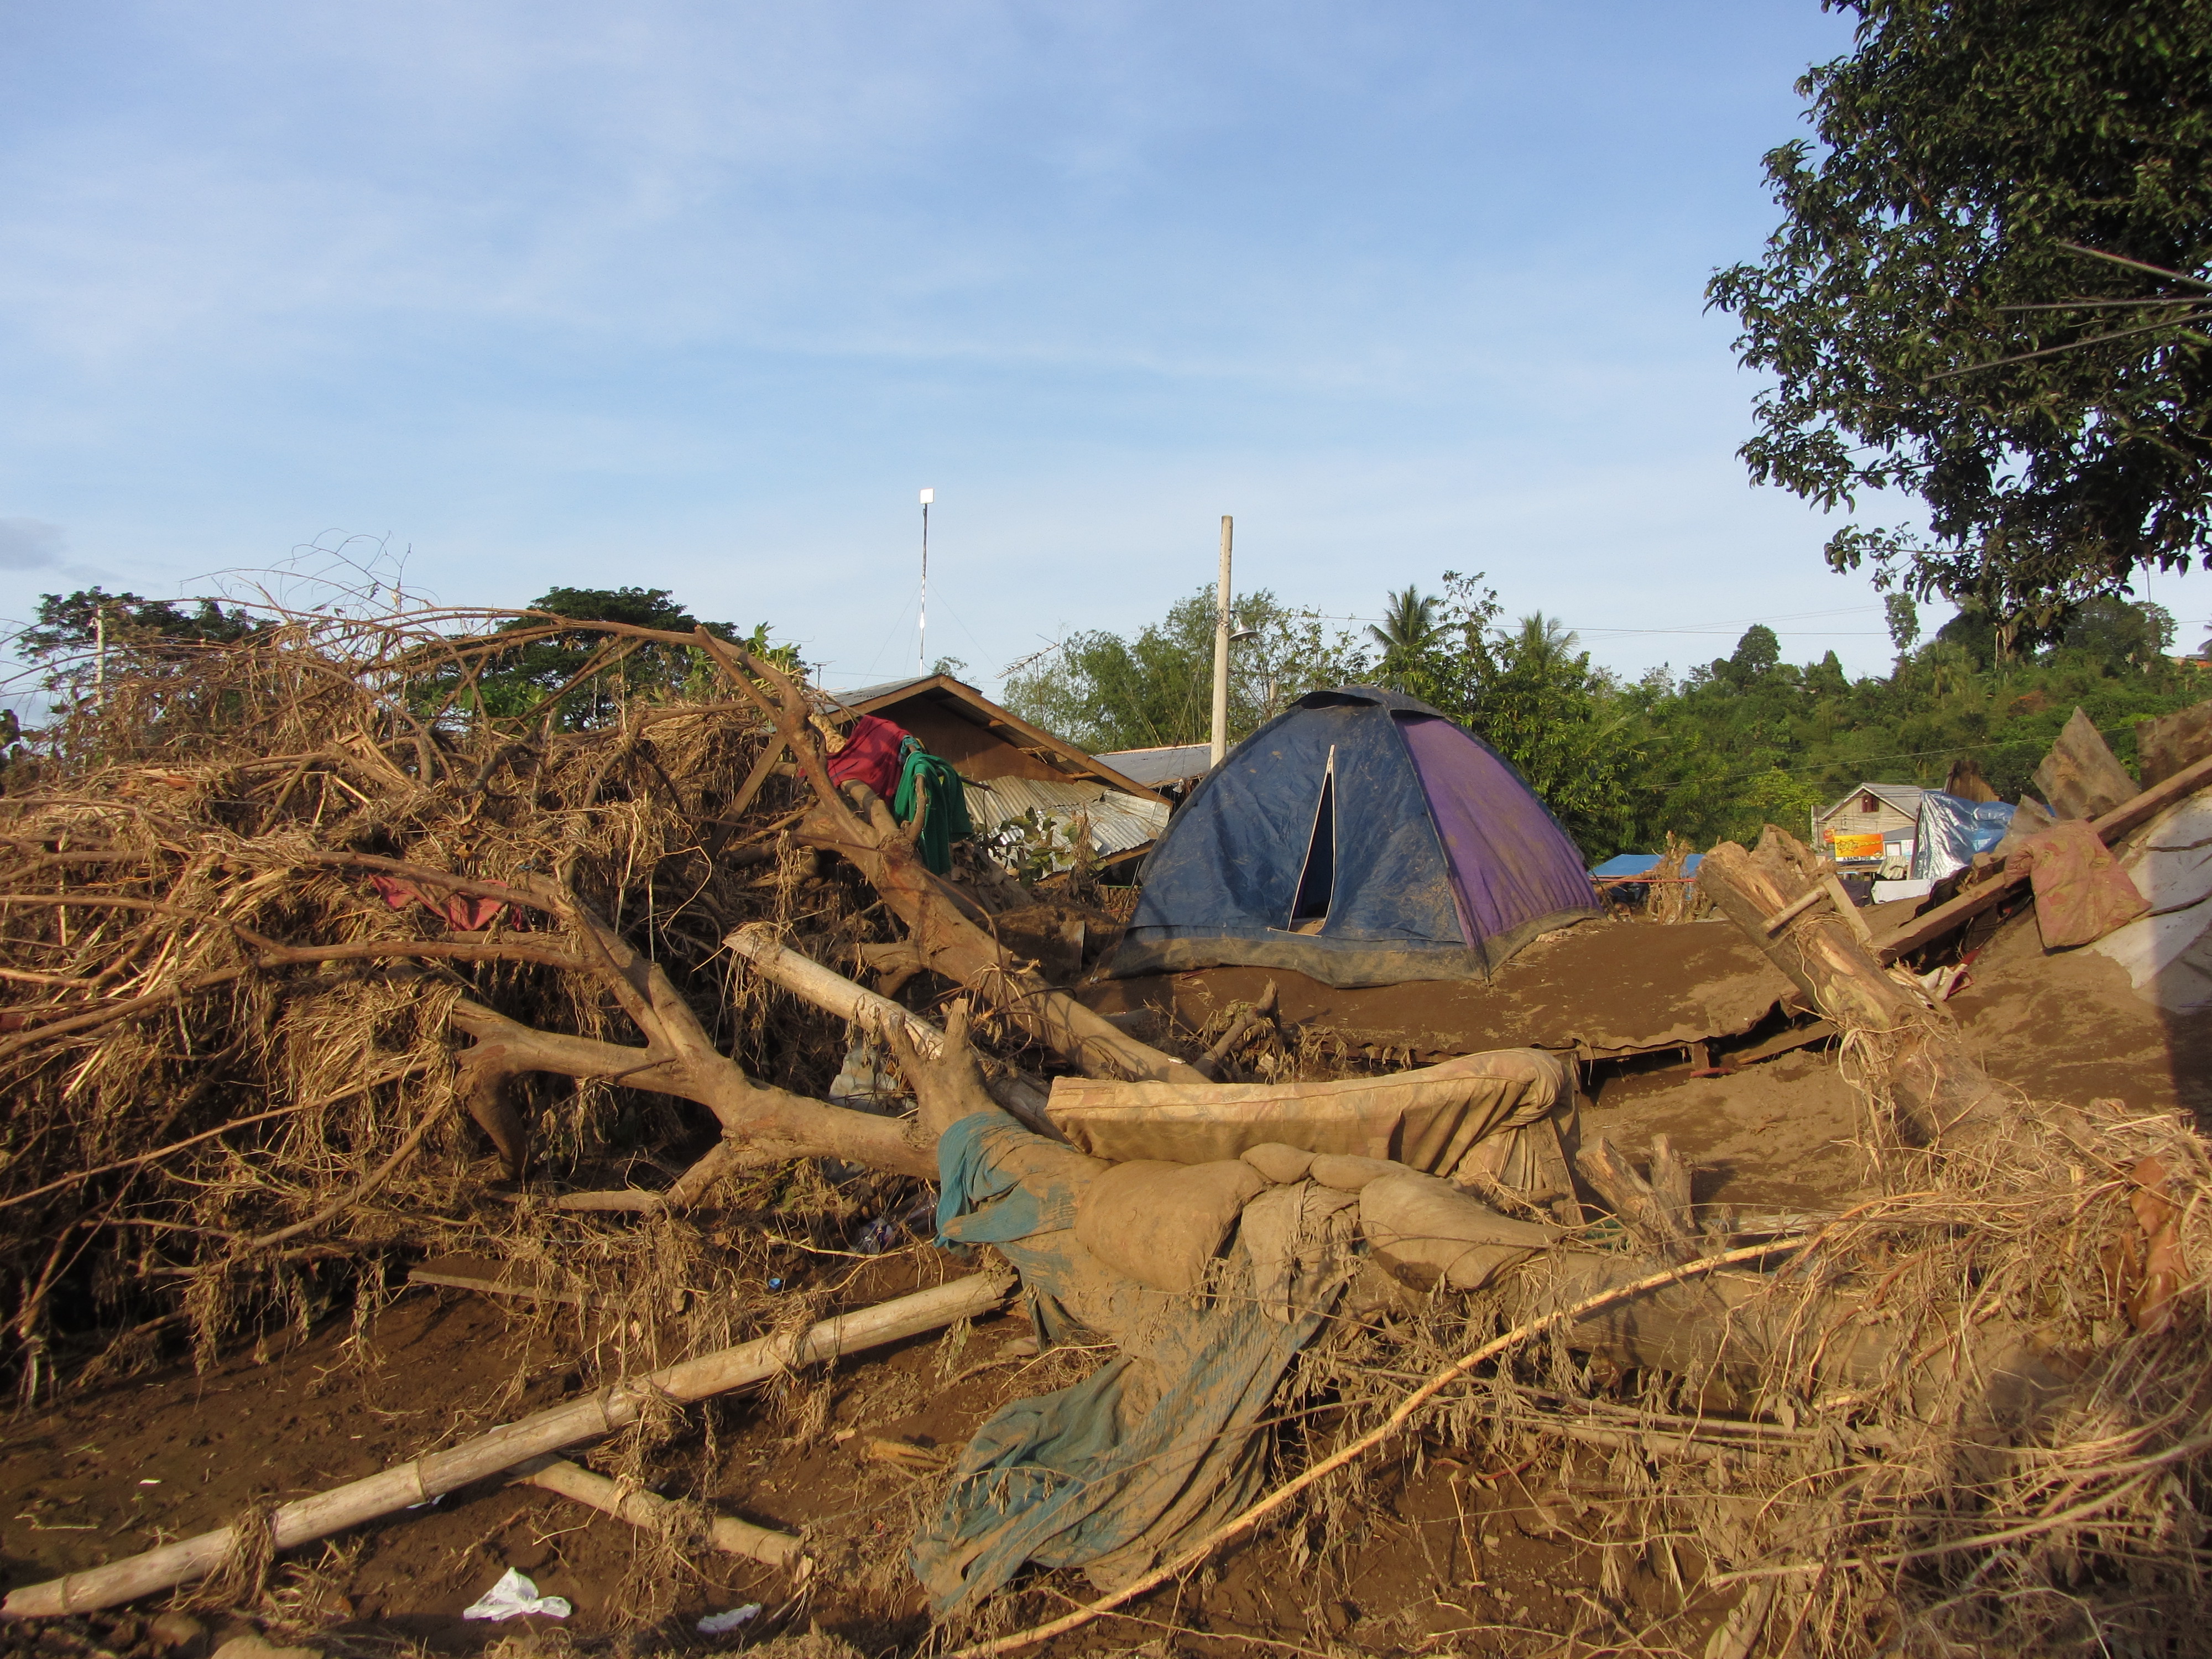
[94, 608, 107, 714]
[1209, 515, 1233, 769]
[918, 487, 933, 675]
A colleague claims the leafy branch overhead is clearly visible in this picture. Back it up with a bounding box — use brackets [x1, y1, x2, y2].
[1707, 0, 2212, 644]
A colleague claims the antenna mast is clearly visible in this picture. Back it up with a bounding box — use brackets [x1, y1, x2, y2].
[918, 487, 934, 674]
[1210, 515, 1233, 768]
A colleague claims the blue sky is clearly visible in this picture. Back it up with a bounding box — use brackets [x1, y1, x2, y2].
[4, 0, 2207, 700]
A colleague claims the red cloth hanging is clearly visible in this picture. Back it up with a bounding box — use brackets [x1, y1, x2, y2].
[826, 714, 911, 802]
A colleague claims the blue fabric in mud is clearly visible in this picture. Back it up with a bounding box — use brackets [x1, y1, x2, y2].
[1107, 686, 1599, 987]
[932, 1110, 1084, 1246]
[911, 1105, 1335, 1615]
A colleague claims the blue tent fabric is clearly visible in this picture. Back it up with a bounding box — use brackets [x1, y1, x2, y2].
[1109, 687, 1600, 987]
[911, 1108, 1335, 1614]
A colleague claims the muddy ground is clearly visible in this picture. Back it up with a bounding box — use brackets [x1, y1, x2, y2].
[4, 906, 2200, 1654]
[1085, 918, 1794, 1062]
[2, 1251, 1712, 1657]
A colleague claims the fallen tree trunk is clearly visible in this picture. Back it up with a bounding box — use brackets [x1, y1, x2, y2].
[0, 1271, 1012, 1616]
[1696, 827, 2003, 1142]
[724, 923, 1058, 1135]
[797, 787, 1203, 1084]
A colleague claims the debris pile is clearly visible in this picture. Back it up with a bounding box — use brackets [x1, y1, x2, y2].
[1, 612, 2209, 1658]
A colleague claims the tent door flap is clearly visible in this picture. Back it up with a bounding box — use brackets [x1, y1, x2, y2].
[1287, 746, 1337, 932]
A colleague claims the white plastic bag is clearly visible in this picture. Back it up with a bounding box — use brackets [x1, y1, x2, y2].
[461, 1568, 572, 1621]
[697, 1604, 761, 1634]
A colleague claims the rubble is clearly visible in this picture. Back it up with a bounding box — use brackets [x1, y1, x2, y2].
[0, 613, 2208, 1657]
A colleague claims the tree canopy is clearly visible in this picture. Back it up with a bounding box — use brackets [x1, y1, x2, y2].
[1000, 589, 1370, 753]
[1709, 1, 2212, 646]
[22, 587, 265, 659]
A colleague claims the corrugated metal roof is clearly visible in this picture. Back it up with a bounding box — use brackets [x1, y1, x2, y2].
[961, 775, 1170, 864]
[832, 675, 933, 707]
[1097, 743, 1214, 786]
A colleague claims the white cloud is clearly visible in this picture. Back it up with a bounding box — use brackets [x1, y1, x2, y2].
[0, 519, 65, 571]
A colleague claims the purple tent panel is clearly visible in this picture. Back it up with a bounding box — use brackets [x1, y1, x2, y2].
[1394, 714, 1600, 947]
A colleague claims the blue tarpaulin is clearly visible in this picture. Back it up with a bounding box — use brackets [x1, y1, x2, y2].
[1109, 688, 1600, 987]
[1911, 792, 2017, 881]
[1591, 853, 1703, 880]
[1911, 792, 2017, 885]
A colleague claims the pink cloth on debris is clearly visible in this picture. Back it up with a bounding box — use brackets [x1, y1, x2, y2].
[367, 874, 518, 932]
[2003, 818, 2149, 950]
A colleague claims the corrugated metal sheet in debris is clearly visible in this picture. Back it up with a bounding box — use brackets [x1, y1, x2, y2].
[1097, 743, 1214, 787]
[961, 776, 1171, 856]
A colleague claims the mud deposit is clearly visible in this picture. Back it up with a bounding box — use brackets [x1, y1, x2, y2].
[1, 1268, 1671, 1657]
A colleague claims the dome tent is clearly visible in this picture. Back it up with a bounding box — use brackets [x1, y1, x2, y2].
[1108, 687, 1601, 988]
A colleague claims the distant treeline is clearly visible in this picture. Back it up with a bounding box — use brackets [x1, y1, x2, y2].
[999, 578, 2210, 862]
[17, 578, 2205, 865]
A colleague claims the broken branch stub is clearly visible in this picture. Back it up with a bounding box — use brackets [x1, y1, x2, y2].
[1573, 1134, 1694, 1262]
[1646, 1133, 1694, 1233]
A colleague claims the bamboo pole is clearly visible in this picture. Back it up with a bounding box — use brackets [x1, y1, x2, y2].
[1, 1271, 1011, 1617]
[510, 1456, 810, 1577]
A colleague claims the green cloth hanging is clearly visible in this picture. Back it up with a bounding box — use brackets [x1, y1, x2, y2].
[892, 745, 973, 875]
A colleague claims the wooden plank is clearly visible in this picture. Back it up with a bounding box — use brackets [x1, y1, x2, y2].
[1876, 749, 2212, 961]
[1728, 1019, 1838, 1065]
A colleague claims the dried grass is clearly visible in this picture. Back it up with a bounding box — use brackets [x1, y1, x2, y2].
[1265, 1066, 2212, 1656]
[0, 599, 939, 1406]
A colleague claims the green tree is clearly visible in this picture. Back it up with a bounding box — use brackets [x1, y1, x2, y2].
[1001, 589, 1369, 752]
[1709, 2, 2212, 640]
[22, 587, 263, 657]
[460, 587, 789, 728]
[1461, 614, 1639, 856]
[1721, 623, 1782, 686]
[2056, 595, 2176, 672]
[1367, 585, 1441, 690]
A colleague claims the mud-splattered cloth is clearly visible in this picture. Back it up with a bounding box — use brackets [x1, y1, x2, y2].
[2005, 817, 2150, 950]
[912, 1107, 1340, 1614]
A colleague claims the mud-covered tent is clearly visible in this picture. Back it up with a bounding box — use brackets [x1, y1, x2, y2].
[1108, 687, 1600, 987]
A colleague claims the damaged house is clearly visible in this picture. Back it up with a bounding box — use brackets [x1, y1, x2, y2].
[834, 672, 1170, 877]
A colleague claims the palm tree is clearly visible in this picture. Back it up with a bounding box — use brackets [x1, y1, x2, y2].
[1498, 612, 1581, 677]
[1369, 586, 1440, 687]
